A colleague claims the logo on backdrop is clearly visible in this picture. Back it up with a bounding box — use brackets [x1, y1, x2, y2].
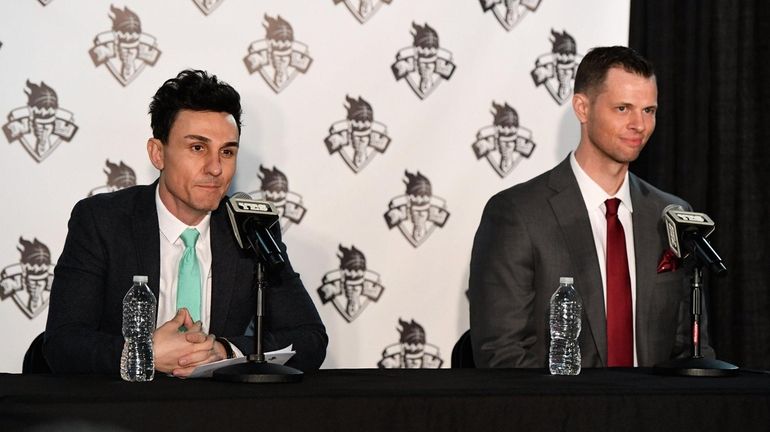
[38, 0, 54, 5]
[89, 5, 161, 86]
[247, 165, 306, 233]
[391, 23, 456, 100]
[530, 29, 582, 105]
[479, 0, 542, 31]
[472, 102, 536, 178]
[317, 245, 385, 322]
[192, 0, 225, 15]
[333, 0, 393, 24]
[378, 318, 443, 368]
[88, 160, 137, 196]
[325, 95, 391, 173]
[244, 15, 313, 94]
[384, 171, 450, 248]
[0, 238, 55, 319]
[3, 80, 78, 163]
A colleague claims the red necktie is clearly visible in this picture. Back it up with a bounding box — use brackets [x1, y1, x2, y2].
[605, 198, 633, 366]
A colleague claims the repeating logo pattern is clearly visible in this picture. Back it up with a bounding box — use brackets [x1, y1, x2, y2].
[89, 5, 161, 86]
[3, 80, 78, 163]
[530, 29, 582, 105]
[192, 0, 225, 15]
[325, 95, 391, 173]
[244, 15, 313, 93]
[88, 160, 137, 196]
[248, 166, 307, 233]
[480, 0, 542, 31]
[0, 238, 55, 319]
[317, 245, 385, 322]
[333, 0, 393, 24]
[378, 318, 443, 368]
[473, 102, 536, 178]
[384, 171, 450, 248]
[391, 23, 456, 100]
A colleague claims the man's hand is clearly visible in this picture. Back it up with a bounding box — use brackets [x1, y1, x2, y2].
[171, 333, 228, 377]
[152, 308, 202, 374]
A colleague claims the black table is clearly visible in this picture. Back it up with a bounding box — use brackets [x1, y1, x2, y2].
[2, 368, 769, 431]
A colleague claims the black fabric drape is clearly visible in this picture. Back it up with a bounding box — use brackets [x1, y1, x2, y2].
[630, 0, 770, 369]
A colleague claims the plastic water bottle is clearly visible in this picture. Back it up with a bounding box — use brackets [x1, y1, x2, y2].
[120, 275, 156, 382]
[549, 277, 582, 375]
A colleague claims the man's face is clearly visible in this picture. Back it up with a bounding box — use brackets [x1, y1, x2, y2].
[497, 134, 517, 155]
[148, 110, 239, 225]
[352, 133, 370, 149]
[578, 67, 658, 165]
[418, 59, 435, 79]
[272, 52, 290, 73]
[24, 274, 48, 293]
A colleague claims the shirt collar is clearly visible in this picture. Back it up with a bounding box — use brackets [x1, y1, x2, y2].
[569, 152, 633, 213]
[155, 185, 211, 244]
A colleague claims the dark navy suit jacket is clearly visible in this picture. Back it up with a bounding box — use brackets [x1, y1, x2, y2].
[44, 182, 327, 374]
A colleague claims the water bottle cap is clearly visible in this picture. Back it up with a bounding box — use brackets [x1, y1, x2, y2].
[133, 275, 148, 283]
[559, 277, 573, 284]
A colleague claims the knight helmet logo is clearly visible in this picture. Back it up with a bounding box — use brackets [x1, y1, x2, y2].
[473, 102, 536, 178]
[479, 0, 542, 31]
[317, 245, 384, 322]
[378, 318, 444, 368]
[3, 80, 78, 163]
[248, 165, 307, 234]
[244, 15, 313, 94]
[0, 238, 55, 319]
[325, 95, 391, 173]
[192, 0, 225, 15]
[384, 171, 450, 248]
[530, 29, 583, 105]
[89, 5, 161, 86]
[88, 159, 137, 196]
[333, 0, 393, 24]
[391, 23, 456, 100]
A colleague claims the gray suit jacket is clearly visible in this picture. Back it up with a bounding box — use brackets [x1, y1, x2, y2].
[469, 157, 714, 368]
[44, 182, 327, 374]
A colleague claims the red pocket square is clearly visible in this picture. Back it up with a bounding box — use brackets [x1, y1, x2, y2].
[657, 248, 680, 273]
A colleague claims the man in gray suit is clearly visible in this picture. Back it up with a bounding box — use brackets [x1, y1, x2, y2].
[469, 46, 714, 368]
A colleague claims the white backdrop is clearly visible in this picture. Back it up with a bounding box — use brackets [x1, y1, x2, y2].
[0, 0, 629, 372]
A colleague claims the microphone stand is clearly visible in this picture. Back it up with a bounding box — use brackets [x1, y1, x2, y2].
[654, 265, 738, 377]
[213, 260, 303, 383]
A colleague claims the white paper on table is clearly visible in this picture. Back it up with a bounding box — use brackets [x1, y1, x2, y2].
[187, 345, 294, 378]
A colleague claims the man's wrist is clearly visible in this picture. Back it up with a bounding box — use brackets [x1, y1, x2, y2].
[215, 337, 235, 359]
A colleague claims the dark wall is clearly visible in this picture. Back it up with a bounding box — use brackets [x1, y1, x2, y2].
[630, 0, 770, 369]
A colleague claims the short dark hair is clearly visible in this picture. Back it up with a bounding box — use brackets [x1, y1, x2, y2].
[574, 46, 655, 96]
[149, 69, 242, 143]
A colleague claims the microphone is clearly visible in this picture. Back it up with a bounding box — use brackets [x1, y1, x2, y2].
[662, 205, 726, 275]
[225, 192, 285, 269]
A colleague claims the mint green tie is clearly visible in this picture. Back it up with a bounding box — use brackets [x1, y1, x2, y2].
[177, 228, 201, 323]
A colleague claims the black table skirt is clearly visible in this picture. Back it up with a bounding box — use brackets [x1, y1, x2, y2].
[2, 368, 769, 431]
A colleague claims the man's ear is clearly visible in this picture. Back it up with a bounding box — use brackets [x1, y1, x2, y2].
[572, 92, 590, 124]
[147, 138, 164, 171]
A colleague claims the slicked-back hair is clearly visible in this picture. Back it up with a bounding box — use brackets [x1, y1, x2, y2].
[574, 46, 655, 96]
[149, 69, 242, 143]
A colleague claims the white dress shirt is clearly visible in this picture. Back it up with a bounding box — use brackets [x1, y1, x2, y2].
[569, 152, 638, 366]
[155, 187, 214, 332]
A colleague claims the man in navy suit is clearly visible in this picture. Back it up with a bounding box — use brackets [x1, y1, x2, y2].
[44, 70, 327, 376]
[469, 47, 714, 368]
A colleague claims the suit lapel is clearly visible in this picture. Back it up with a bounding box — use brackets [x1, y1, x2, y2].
[209, 203, 241, 335]
[548, 158, 607, 366]
[131, 182, 161, 302]
[629, 174, 658, 366]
